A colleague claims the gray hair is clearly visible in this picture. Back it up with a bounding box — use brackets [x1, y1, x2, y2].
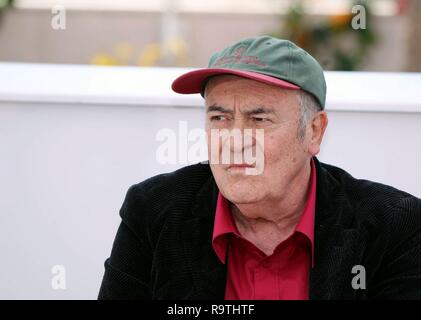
[296, 90, 322, 140]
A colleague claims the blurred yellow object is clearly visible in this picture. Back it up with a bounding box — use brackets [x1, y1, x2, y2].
[91, 38, 189, 67]
[114, 42, 135, 64]
[91, 53, 121, 66]
[137, 43, 161, 67]
[167, 38, 188, 66]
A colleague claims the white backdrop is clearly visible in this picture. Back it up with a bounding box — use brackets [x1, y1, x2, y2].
[0, 63, 420, 299]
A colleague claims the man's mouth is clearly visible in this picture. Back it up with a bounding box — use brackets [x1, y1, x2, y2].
[227, 164, 255, 169]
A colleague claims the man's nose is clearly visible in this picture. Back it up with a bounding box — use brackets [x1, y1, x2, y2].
[231, 116, 246, 131]
[228, 118, 255, 153]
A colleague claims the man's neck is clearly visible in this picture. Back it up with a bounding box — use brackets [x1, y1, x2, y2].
[229, 160, 312, 254]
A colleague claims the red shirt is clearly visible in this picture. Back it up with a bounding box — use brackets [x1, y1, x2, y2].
[212, 158, 316, 300]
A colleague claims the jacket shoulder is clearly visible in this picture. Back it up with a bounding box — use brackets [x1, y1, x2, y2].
[118, 163, 213, 233]
[126, 162, 211, 203]
[320, 161, 421, 226]
[321, 161, 418, 201]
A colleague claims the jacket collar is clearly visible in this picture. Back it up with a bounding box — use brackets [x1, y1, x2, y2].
[310, 156, 360, 299]
[177, 164, 225, 299]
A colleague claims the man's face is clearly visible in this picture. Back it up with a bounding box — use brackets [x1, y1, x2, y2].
[205, 75, 315, 211]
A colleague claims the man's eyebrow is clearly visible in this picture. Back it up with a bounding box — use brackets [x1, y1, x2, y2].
[244, 107, 275, 116]
[206, 105, 275, 115]
[206, 105, 233, 114]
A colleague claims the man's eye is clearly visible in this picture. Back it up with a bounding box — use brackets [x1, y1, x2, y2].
[210, 115, 226, 121]
[253, 117, 267, 122]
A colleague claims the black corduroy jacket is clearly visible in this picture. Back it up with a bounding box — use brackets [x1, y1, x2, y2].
[98, 157, 421, 300]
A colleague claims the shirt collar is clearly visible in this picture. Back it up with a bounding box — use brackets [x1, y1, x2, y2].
[212, 157, 317, 267]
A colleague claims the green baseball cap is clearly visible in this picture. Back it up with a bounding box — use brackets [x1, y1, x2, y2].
[172, 35, 327, 108]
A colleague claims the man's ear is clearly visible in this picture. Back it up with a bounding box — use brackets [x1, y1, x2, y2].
[308, 111, 328, 156]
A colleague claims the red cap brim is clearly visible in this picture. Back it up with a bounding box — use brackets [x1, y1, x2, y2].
[171, 68, 300, 94]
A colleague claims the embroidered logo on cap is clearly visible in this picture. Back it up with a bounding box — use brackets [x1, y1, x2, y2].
[213, 45, 268, 68]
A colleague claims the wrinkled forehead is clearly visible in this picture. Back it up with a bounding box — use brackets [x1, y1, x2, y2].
[204, 74, 299, 108]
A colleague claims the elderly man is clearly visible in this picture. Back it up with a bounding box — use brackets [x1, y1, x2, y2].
[98, 36, 421, 300]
